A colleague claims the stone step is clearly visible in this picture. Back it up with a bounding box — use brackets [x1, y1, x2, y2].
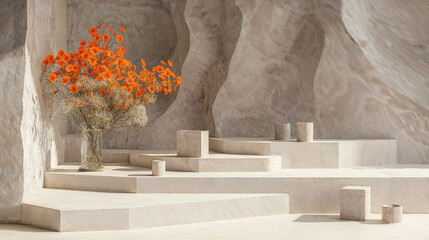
[130, 150, 281, 172]
[210, 138, 397, 168]
[21, 189, 289, 232]
[44, 164, 429, 214]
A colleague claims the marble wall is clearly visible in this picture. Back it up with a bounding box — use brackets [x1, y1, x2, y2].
[69, 0, 429, 165]
[0, 0, 59, 222]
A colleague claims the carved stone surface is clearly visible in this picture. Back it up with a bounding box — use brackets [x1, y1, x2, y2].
[93, 0, 428, 165]
[0, 0, 58, 222]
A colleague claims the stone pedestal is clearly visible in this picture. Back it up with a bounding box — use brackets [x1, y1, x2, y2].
[152, 160, 166, 176]
[296, 122, 313, 142]
[177, 130, 209, 157]
[274, 123, 291, 141]
[382, 204, 402, 223]
[340, 186, 371, 221]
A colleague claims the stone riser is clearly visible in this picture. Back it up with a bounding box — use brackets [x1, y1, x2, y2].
[21, 190, 289, 232]
[210, 138, 397, 168]
[44, 172, 429, 214]
[130, 151, 281, 172]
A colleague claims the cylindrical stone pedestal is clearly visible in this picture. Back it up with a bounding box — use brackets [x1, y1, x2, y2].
[152, 160, 166, 176]
[382, 204, 402, 223]
[296, 122, 313, 142]
[274, 122, 291, 141]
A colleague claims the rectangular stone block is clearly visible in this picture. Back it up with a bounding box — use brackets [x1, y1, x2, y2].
[177, 130, 209, 157]
[340, 186, 371, 221]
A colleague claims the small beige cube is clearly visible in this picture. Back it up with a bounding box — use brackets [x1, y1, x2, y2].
[152, 160, 166, 176]
[177, 130, 209, 157]
[340, 186, 371, 221]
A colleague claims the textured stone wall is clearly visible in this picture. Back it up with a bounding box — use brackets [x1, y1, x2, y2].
[22, 0, 58, 198]
[0, 0, 58, 222]
[0, 0, 27, 222]
[65, 0, 429, 163]
[340, 0, 429, 163]
[212, 0, 321, 138]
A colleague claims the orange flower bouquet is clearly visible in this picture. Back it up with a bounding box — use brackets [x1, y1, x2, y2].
[41, 25, 182, 171]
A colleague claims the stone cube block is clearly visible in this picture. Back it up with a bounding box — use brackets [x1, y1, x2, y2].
[340, 186, 371, 221]
[274, 122, 291, 141]
[152, 160, 166, 176]
[296, 122, 313, 142]
[177, 130, 209, 157]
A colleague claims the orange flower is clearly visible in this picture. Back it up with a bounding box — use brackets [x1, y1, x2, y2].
[117, 26, 126, 32]
[92, 33, 101, 42]
[148, 85, 155, 93]
[45, 54, 56, 65]
[107, 51, 115, 57]
[81, 52, 89, 60]
[102, 71, 113, 80]
[88, 56, 97, 65]
[175, 76, 182, 85]
[135, 90, 142, 98]
[48, 73, 57, 82]
[66, 65, 76, 72]
[168, 60, 173, 67]
[89, 26, 97, 34]
[63, 54, 71, 62]
[61, 76, 70, 85]
[125, 76, 135, 85]
[80, 40, 87, 47]
[70, 85, 78, 94]
[117, 35, 123, 42]
[102, 34, 110, 42]
[57, 59, 66, 67]
[160, 60, 166, 65]
[157, 85, 163, 91]
[57, 50, 66, 58]
[89, 47, 101, 55]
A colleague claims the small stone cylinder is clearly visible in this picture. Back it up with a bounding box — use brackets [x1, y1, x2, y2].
[274, 123, 291, 141]
[296, 122, 313, 142]
[382, 204, 402, 223]
[152, 160, 166, 176]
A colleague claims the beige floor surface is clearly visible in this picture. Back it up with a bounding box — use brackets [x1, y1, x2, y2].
[1, 214, 428, 240]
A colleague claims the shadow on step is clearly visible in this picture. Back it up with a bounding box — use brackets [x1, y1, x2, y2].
[293, 215, 343, 223]
[294, 215, 385, 225]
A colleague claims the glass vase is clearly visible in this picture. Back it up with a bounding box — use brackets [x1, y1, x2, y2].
[79, 128, 103, 171]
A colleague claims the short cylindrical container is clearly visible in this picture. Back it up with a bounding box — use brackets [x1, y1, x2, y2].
[274, 122, 291, 141]
[80, 128, 103, 171]
[296, 122, 313, 142]
[382, 204, 402, 223]
[152, 160, 166, 176]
